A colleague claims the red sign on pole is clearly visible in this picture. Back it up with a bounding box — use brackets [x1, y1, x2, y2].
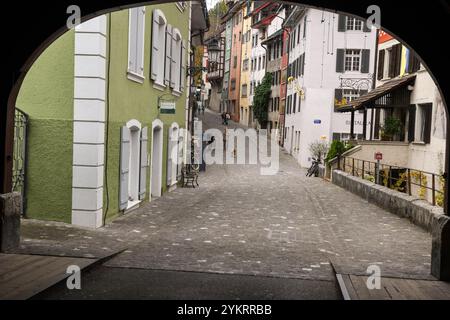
[375, 152, 383, 161]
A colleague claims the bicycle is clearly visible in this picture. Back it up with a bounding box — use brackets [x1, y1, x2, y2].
[306, 158, 321, 177]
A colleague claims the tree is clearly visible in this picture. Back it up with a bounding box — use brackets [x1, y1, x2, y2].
[253, 73, 273, 128]
[308, 140, 329, 162]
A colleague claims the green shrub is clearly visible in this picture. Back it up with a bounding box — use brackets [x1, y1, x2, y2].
[326, 140, 353, 162]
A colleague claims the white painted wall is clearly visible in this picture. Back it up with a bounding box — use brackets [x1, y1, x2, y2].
[284, 9, 377, 167]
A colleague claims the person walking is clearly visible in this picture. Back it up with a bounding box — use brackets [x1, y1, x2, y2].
[221, 112, 226, 125]
[225, 112, 230, 126]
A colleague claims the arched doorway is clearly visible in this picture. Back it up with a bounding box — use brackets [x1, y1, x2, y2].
[127, 120, 141, 206]
[167, 123, 179, 190]
[151, 119, 163, 199]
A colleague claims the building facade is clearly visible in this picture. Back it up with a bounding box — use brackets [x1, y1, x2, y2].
[283, 7, 377, 167]
[16, 2, 208, 228]
[337, 31, 446, 175]
[239, 1, 253, 126]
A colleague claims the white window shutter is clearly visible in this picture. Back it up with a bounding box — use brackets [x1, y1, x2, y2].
[119, 127, 130, 210]
[136, 7, 146, 75]
[165, 24, 173, 86]
[170, 34, 177, 89]
[151, 11, 161, 81]
[180, 40, 186, 92]
[128, 9, 139, 73]
[139, 127, 148, 200]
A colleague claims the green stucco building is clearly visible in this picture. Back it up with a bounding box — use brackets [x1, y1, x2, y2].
[16, 2, 208, 228]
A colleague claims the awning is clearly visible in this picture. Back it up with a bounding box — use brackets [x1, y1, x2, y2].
[336, 74, 416, 112]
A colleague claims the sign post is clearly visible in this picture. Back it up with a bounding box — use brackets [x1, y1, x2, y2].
[375, 152, 382, 184]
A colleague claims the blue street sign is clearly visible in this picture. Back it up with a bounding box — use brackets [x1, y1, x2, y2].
[314, 119, 321, 124]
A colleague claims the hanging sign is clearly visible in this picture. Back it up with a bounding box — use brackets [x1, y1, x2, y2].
[159, 100, 176, 114]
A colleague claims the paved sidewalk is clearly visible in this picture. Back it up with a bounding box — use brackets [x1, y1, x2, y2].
[14, 109, 433, 283]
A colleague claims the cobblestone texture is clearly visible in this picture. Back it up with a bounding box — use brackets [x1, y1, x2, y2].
[14, 110, 433, 281]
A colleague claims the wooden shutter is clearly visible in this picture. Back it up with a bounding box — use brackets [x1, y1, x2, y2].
[180, 40, 187, 92]
[139, 127, 148, 200]
[394, 44, 402, 77]
[119, 127, 130, 211]
[363, 19, 371, 32]
[164, 24, 173, 86]
[374, 109, 381, 139]
[388, 47, 396, 78]
[408, 104, 416, 142]
[151, 11, 161, 81]
[303, 16, 307, 38]
[423, 104, 433, 144]
[377, 50, 385, 80]
[389, 44, 402, 78]
[408, 50, 421, 74]
[170, 32, 178, 89]
[293, 93, 297, 114]
[338, 15, 346, 32]
[128, 9, 138, 73]
[336, 49, 345, 73]
[300, 53, 305, 76]
[361, 49, 370, 73]
[136, 7, 145, 74]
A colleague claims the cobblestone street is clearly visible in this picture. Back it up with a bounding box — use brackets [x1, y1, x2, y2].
[14, 110, 434, 299]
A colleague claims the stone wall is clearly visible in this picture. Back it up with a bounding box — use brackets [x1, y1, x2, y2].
[0, 193, 22, 252]
[331, 170, 444, 233]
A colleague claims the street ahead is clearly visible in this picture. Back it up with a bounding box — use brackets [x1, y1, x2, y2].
[26, 110, 431, 299]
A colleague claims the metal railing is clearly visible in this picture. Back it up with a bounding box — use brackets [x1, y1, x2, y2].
[340, 156, 445, 207]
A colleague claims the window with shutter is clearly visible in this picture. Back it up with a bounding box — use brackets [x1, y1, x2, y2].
[164, 24, 173, 86]
[151, 9, 167, 86]
[128, 7, 146, 82]
[171, 28, 182, 92]
[180, 40, 186, 92]
[416, 103, 433, 143]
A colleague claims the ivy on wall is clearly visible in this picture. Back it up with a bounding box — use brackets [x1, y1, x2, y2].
[252, 73, 273, 128]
